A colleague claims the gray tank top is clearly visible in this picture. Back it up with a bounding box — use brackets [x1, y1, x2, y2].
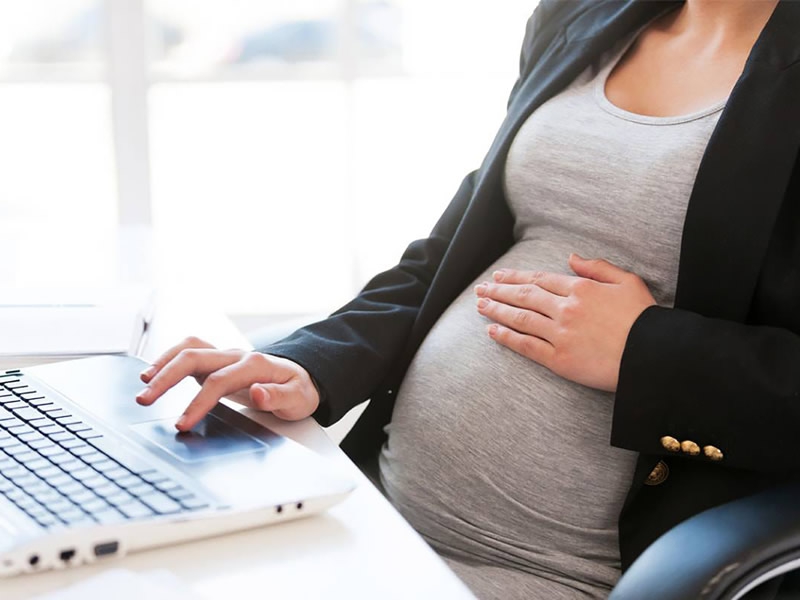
[378, 35, 725, 600]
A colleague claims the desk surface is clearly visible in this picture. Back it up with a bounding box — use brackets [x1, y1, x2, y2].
[4, 295, 474, 599]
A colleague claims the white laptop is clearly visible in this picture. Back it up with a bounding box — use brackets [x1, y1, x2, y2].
[0, 355, 355, 577]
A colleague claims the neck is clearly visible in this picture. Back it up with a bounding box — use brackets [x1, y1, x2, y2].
[672, 0, 779, 51]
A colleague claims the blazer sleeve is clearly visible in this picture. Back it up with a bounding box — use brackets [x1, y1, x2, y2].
[611, 305, 800, 472]
[262, 2, 562, 426]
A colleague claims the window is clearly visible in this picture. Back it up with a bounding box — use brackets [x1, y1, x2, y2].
[4, 0, 537, 314]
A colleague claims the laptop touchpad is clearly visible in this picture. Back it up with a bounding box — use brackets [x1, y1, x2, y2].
[130, 413, 268, 463]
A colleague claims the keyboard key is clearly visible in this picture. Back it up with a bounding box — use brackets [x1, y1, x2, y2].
[93, 482, 124, 498]
[118, 500, 155, 519]
[7, 424, 34, 436]
[0, 436, 21, 449]
[50, 457, 80, 469]
[179, 497, 210, 511]
[65, 423, 91, 433]
[29, 398, 51, 407]
[55, 416, 82, 426]
[70, 445, 96, 457]
[0, 407, 14, 420]
[3, 401, 27, 411]
[101, 467, 130, 481]
[18, 431, 45, 443]
[127, 482, 156, 497]
[60, 439, 86, 450]
[33, 466, 63, 479]
[55, 481, 84, 496]
[34, 513, 59, 527]
[39, 424, 65, 436]
[139, 492, 182, 515]
[59, 510, 91, 525]
[24, 504, 50, 518]
[29, 439, 55, 450]
[5, 446, 34, 458]
[59, 461, 86, 473]
[51, 432, 77, 443]
[47, 473, 74, 488]
[115, 475, 142, 489]
[38, 445, 65, 457]
[91, 460, 118, 473]
[82, 476, 110, 490]
[142, 472, 171, 485]
[70, 468, 99, 482]
[15, 496, 39, 510]
[45, 409, 71, 419]
[37, 404, 62, 413]
[82, 497, 110, 513]
[92, 507, 125, 524]
[76, 430, 102, 440]
[11, 407, 42, 421]
[80, 453, 108, 465]
[154, 480, 182, 493]
[0, 417, 23, 429]
[105, 490, 136, 506]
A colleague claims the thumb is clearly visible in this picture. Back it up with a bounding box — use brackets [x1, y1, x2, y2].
[250, 382, 316, 421]
[569, 253, 627, 284]
[250, 382, 290, 412]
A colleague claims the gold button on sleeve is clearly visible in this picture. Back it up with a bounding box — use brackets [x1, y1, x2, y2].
[645, 461, 670, 486]
[681, 440, 701, 456]
[703, 445, 724, 461]
[660, 436, 680, 453]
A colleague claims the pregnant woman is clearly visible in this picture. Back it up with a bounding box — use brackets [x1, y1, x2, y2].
[136, 1, 800, 598]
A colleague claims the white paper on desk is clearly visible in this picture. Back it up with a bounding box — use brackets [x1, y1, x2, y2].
[30, 568, 203, 600]
[0, 286, 152, 357]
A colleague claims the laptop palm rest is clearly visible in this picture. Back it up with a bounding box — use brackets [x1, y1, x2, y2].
[27, 355, 354, 507]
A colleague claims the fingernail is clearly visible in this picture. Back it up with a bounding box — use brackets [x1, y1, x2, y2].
[175, 415, 187, 430]
[257, 387, 270, 405]
[571, 253, 584, 261]
[488, 324, 498, 337]
[477, 298, 489, 310]
[474, 282, 488, 296]
[140, 366, 156, 380]
[492, 270, 506, 281]
[135, 388, 151, 403]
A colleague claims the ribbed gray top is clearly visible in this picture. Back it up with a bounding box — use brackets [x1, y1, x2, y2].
[379, 35, 724, 600]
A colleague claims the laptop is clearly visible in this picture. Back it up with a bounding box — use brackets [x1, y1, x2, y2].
[0, 354, 355, 577]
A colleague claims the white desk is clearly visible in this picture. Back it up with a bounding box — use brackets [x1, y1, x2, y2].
[3, 296, 475, 599]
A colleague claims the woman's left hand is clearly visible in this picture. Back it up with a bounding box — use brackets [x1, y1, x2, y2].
[475, 254, 656, 392]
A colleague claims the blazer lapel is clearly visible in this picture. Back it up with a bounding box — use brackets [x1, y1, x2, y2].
[403, 1, 678, 356]
[475, 1, 676, 199]
[675, 1, 800, 320]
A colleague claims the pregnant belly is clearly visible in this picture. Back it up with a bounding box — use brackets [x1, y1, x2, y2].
[379, 245, 638, 568]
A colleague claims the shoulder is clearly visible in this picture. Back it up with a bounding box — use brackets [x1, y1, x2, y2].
[520, 1, 633, 63]
[528, 0, 627, 35]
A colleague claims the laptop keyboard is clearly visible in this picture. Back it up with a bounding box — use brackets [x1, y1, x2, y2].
[0, 371, 210, 530]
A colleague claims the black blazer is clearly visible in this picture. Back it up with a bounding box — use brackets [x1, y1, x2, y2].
[265, 0, 800, 572]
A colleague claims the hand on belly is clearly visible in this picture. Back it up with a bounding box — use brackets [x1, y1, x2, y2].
[474, 253, 655, 392]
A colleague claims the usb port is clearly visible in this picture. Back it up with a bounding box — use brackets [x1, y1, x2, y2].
[93, 541, 119, 557]
[59, 548, 76, 562]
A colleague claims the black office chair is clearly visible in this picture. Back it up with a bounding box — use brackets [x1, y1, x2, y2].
[610, 483, 800, 600]
[249, 321, 800, 600]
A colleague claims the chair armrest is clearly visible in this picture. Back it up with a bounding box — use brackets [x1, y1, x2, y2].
[610, 483, 800, 600]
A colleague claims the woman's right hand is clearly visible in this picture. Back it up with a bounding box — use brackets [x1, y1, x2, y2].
[135, 336, 320, 432]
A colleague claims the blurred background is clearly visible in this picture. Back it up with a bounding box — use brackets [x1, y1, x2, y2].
[1, 0, 537, 329]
